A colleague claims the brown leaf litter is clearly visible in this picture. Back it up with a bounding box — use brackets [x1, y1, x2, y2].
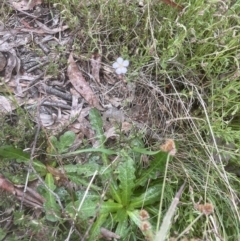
[0, 174, 44, 209]
[0, 1, 186, 143]
[67, 52, 104, 111]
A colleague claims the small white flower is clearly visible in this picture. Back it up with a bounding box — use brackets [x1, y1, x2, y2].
[112, 57, 129, 75]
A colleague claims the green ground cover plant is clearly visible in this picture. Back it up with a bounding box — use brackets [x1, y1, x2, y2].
[1, 0, 240, 240]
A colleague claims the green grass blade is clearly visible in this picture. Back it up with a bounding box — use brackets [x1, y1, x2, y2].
[132, 147, 161, 155]
[0, 145, 46, 175]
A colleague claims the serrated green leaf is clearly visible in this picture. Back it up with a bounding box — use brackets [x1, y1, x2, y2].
[44, 173, 61, 222]
[86, 199, 123, 240]
[129, 138, 145, 161]
[89, 108, 111, 167]
[88, 213, 109, 241]
[55, 187, 71, 202]
[75, 190, 99, 201]
[114, 209, 129, 238]
[48, 136, 59, 153]
[89, 108, 106, 144]
[135, 152, 168, 187]
[44, 202, 61, 222]
[129, 184, 162, 209]
[100, 199, 123, 214]
[45, 173, 56, 191]
[49, 131, 76, 154]
[33, 160, 47, 175]
[63, 163, 100, 176]
[118, 152, 136, 205]
[66, 199, 98, 220]
[109, 182, 122, 204]
[67, 173, 101, 191]
[127, 209, 142, 228]
[59, 131, 75, 152]
[5, 172, 41, 185]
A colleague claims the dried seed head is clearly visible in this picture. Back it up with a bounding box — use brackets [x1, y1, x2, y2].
[139, 209, 150, 220]
[194, 203, 214, 215]
[160, 139, 176, 156]
[140, 221, 151, 231]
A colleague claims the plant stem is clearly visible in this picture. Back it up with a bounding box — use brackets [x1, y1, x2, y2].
[156, 153, 171, 232]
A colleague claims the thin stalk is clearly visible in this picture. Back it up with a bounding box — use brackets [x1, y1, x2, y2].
[156, 153, 171, 232]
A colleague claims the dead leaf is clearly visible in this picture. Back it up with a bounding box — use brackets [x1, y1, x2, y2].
[0, 36, 29, 83]
[0, 174, 15, 194]
[46, 165, 66, 179]
[20, 19, 32, 29]
[103, 107, 124, 122]
[121, 122, 132, 133]
[160, 0, 183, 10]
[91, 53, 101, 84]
[71, 94, 83, 118]
[14, 185, 45, 208]
[4, 50, 21, 83]
[10, 0, 42, 11]
[46, 165, 69, 187]
[0, 96, 12, 113]
[67, 52, 104, 110]
[0, 174, 44, 208]
[104, 126, 119, 139]
[39, 113, 57, 127]
[104, 95, 123, 107]
[100, 227, 121, 240]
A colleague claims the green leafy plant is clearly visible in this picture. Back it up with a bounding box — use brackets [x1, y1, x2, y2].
[62, 109, 169, 240]
[47, 130, 76, 154]
[0, 109, 171, 240]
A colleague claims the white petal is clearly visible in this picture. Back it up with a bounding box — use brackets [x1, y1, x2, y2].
[116, 57, 123, 64]
[116, 68, 122, 75]
[112, 62, 119, 69]
[120, 67, 127, 74]
[123, 60, 129, 67]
